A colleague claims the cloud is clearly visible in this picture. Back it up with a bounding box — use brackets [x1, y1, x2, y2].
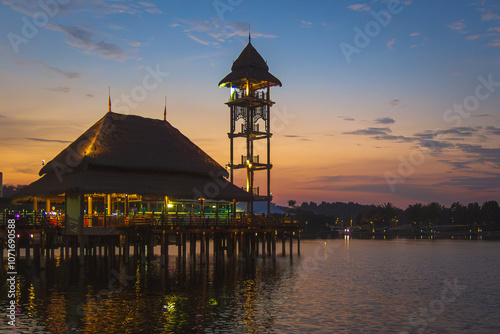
[188, 33, 215, 46]
[447, 19, 467, 34]
[439, 175, 500, 192]
[410, 32, 420, 37]
[128, 41, 141, 47]
[488, 27, 500, 33]
[456, 144, 500, 166]
[46, 87, 70, 93]
[480, 9, 500, 21]
[171, 19, 277, 46]
[343, 127, 392, 135]
[486, 126, 500, 135]
[389, 99, 400, 107]
[372, 135, 414, 142]
[47, 24, 126, 60]
[487, 38, 500, 46]
[414, 127, 478, 139]
[374, 117, 395, 124]
[348, 4, 371, 12]
[338, 116, 355, 121]
[25, 137, 72, 144]
[467, 34, 481, 40]
[300, 20, 313, 28]
[418, 140, 455, 153]
[3, 0, 162, 17]
[438, 160, 472, 171]
[17, 58, 80, 79]
[386, 38, 396, 49]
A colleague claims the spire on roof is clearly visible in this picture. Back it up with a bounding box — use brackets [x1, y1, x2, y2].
[164, 96, 167, 121]
[249, 24, 251, 43]
[108, 86, 112, 112]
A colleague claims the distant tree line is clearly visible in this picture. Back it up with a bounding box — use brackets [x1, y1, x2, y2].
[283, 200, 500, 232]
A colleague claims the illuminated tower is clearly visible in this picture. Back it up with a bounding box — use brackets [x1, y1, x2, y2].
[219, 36, 282, 214]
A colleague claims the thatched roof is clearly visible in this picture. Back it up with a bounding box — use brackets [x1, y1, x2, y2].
[40, 112, 226, 177]
[219, 41, 282, 88]
[17, 112, 252, 201]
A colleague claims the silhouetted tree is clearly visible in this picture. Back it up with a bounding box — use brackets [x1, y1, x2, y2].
[450, 202, 467, 225]
[481, 201, 500, 227]
[405, 203, 425, 227]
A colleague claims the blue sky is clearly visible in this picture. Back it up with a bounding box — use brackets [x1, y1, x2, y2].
[1, 0, 499, 207]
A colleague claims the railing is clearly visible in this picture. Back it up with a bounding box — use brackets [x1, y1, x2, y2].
[1, 211, 299, 230]
[230, 90, 268, 101]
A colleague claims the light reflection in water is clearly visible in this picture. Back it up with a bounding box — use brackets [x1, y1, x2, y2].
[1, 240, 500, 333]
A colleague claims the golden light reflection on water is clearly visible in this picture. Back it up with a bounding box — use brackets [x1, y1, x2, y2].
[45, 289, 67, 334]
[8, 240, 500, 333]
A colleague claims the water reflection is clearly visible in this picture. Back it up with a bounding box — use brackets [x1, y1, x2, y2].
[2, 240, 500, 333]
[1, 253, 294, 333]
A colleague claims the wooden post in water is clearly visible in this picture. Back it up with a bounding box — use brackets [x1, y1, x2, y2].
[272, 232, 276, 257]
[281, 233, 286, 257]
[297, 231, 301, 256]
[200, 232, 206, 264]
[205, 233, 210, 264]
[182, 232, 187, 262]
[289, 232, 293, 258]
[177, 233, 182, 260]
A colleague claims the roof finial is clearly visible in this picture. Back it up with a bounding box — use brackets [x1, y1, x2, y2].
[108, 86, 112, 112]
[163, 95, 167, 121]
[248, 24, 251, 43]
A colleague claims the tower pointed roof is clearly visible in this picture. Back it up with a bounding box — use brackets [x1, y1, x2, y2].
[219, 40, 282, 88]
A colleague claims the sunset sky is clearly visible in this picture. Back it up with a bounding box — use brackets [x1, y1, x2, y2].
[1, 0, 500, 208]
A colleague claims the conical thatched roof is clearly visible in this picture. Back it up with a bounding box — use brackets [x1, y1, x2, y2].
[17, 112, 252, 201]
[219, 41, 282, 88]
[40, 112, 226, 178]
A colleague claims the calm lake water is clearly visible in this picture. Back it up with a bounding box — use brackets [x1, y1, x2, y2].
[1, 238, 500, 333]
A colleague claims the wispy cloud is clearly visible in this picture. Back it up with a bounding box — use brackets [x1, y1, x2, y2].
[372, 135, 414, 142]
[386, 38, 396, 49]
[17, 58, 80, 79]
[487, 38, 500, 46]
[486, 126, 500, 135]
[25, 137, 72, 144]
[410, 32, 420, 37]
[390, 99, 401, 107]
[467, 34, 481, 40]
[343, 127, 392, 135]
[374, 117, 395, 124]
[348, 4, 371, 12]
[46, 87, 70, 93]
[338, 116, 355, 121]
[300, 20, 313, 28]
[3, 0, 162, 17]
[47, 24, 126, 60]
[447, 19, 467, 34]
[171, 19, 277, 46]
